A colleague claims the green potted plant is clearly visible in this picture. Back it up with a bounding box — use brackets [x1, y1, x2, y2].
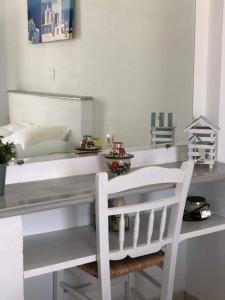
[0, 139, 16, 196]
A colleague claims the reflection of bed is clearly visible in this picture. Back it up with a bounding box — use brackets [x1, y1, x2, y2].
[7, 90, 93, 162]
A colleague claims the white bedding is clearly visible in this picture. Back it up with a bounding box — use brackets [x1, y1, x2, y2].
[2, 126, 69, 149]
[0, 122, 74, 160]
[0, 122, 32, 138]
[16, 140, 74, 159]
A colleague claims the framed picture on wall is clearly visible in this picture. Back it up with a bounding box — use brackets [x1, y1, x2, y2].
[27, 0, 74, 44]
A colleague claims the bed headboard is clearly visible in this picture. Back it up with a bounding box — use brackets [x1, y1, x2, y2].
[7, 91, 93, 144]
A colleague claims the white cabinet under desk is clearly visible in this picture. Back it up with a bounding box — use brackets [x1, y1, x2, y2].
[23, 213, 225, 279]
[2, 162, 225, 299]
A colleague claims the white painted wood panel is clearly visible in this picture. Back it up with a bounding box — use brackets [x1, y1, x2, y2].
[107, 167, 185, 194]
[6, 146, 187, 184]
[0, 216, 24, 300]
[193, 0, 210, 118]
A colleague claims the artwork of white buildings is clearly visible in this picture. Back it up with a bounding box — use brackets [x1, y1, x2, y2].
[184, 116, 220, 169]
[28, 0, 73, 44]
[41, 0, 71, 42]
[28, 19, 40, 44]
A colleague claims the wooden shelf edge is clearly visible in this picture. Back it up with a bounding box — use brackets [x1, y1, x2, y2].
[24, 255, 96, 279]
[180, 214, 225, 242]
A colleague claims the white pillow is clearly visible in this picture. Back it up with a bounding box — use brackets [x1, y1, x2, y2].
[0, 122, 33, 138]
[16, 140, 74, 159]
[2, 126, 69, 149]
[2, 122, 33, 133]
[0, 127, 11, 138]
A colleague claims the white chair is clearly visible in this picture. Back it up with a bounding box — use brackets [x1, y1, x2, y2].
[60, 161, 194, 300]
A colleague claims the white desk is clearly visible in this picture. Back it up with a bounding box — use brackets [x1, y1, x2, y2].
[1, 162, 225, 299]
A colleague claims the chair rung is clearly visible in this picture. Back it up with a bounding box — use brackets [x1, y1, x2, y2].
[138, 270, 161, 289]
[60, 281, 93, 300]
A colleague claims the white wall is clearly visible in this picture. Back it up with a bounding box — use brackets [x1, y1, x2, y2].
[0, 1, 9, 125]
[3, 0, 195, 146]
[187, 2, 225, 299]
[206, 0, 224, 123]
[193, 0, 210, 118]
[193, 0, 225, 162]
[193, 0, 224, 124]
[218, 1, 225, 162]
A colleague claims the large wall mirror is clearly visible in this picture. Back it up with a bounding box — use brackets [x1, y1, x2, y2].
[0, 0, 195, 163]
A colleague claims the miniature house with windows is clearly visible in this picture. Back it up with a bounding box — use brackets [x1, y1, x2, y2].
[150, 112, 175, 148]
[184, 116, 220, 169]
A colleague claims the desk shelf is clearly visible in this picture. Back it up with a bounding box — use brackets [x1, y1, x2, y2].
[24, 213, 225, 279]
[180, 214, 225, 241]
[24, 226, 97, 279]
[2, 162, 225, 219]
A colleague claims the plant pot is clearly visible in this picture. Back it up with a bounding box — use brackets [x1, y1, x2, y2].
[0, 164, 6, 197]
[105, 153, 134, 177]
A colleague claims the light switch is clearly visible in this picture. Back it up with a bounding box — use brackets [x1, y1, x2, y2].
[49, 68, 56, 80]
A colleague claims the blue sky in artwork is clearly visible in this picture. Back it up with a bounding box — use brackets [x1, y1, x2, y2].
[28, 0, 72, 22]
[41, 0, 72, 10]
[27, 0, 41, 29]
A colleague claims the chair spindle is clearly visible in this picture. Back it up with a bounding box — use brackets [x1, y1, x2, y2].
[133, 212, 140, 248]
[119, 214, 125, 251]
[159, 207, 167, 241]
[147, 209, 155, 244]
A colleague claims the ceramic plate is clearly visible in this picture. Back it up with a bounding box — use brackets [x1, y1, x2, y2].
[104, 153, 134, 160]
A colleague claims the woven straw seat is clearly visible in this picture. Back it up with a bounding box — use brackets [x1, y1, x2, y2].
[79, 250, 164, 278]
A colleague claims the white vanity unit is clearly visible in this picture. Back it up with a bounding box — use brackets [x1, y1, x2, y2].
[2, 147, 225, 300]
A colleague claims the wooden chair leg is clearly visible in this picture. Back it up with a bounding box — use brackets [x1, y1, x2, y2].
[53, 271, 65, 300]
[160, 243, 179, 300]
[128, 273, 139, 300]
[125, 275, 131, 300]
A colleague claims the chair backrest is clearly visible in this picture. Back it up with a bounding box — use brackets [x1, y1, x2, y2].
[95, 161, 193, 298]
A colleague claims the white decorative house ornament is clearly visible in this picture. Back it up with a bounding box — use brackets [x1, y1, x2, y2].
[150, 112, 175, 148]
[184, 116, 220, 169]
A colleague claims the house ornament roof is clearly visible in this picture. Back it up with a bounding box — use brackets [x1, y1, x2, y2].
[184, 115, 220, 133]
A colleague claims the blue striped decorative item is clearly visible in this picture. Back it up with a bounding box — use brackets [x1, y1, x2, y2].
[150, 112, 175, 147]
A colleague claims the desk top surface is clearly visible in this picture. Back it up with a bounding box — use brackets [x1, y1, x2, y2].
[1, 162, 225, 219]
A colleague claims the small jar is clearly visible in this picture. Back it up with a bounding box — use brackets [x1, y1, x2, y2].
[185, 196, 207, 212]
[112, 142, 126, 156]
[109, 197, 129, 232]
[81, 135, 94, 149]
